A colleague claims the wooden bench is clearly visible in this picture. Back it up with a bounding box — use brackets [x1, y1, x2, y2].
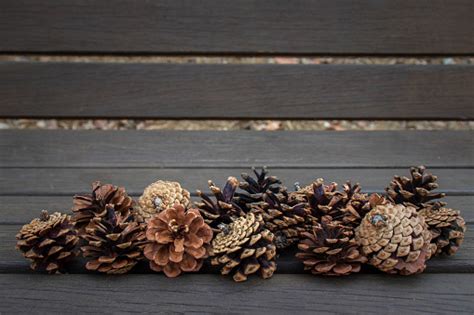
[1, 1, 473, 313]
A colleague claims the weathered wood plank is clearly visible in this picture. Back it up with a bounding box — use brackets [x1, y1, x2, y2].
[1, 224, 473, 273]
[1, 168, 472, 196]
[0, 196, 472, 225]
[1, 0, 473, 54]
[1, 131, 472, 167]
[1, 63, 474, 119]
[0, 274, 473, 314]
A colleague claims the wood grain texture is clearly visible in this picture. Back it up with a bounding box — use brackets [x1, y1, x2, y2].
[1, 168, 473, 196]
[0, 274, 473, 314]
[1, 63, 474, 119]
[1, 130, 473, 167]
[1, 0, 473, 54]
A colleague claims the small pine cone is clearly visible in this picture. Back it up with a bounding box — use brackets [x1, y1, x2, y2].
[386, 166, 445, 209]
[210, 213, 277, 282]
[144, 205, 213, 277]
[136, 180, 191, 223]
[72, 181, 134, 232]
[355, 203, 432, 275]
[81, 206, 147, 274]
[419, 204, 466, 256]
[296, 222, 367, 276]
[195, 177, 246, 231]
[16, 210, 78, 273]
[234, 166, 286, 212]
[254, 190, 315, 249]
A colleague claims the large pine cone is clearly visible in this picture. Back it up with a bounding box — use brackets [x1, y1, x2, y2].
[386, 166, 445, 209]
[136, 180, 191, 223]
[296, 222, 367, 276]
[144, 205, 213, 277]
[253, 190, 314, 249]
[303, 179, 370, 227]
[419, 204, 466, 256]
[195, 177, 246, 231]
[210, 213, 277, 282]
[16, 210, 78, 273]
[72, 181, 134, 232]
[81, 206, 147, 274]
[234, 167, 286, 212]
[355, 203, 432, 275]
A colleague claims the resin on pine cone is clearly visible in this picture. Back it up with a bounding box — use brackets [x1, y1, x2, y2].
[355, 203, 432, 275]
[210, 213, 277, 282]
[16, 210, 78, 273]
[386, 166, 445, 209]
[195, 177, 246, 231]
[81, 206, 147, 274]
[419, 203, 466, 256]
[296, 221, 367, 276]
[136, 180, 191, 223]
[253, 190, 314, 249]
[72, 181, 134, 232]
[234, 166, 286, 212]
[144, 205, 213, 277]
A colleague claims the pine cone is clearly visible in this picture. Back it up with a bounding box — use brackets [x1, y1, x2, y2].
[195, 177, 246, 231]
[386, 166, 445, 209]
[419, 203, 466, 256]
[234, 166, 286, 212]
[210, 213, 277, 282]
[72, 181, 134, 232]
[136, 180, 191, 223]
[254, 190, 315, 249]
[296, 222, 367, 276]
[16, 210, 78, 273]
[81, 206, 147, 274]
[144, 205, 213, 277]
[355, 203, 432, 275]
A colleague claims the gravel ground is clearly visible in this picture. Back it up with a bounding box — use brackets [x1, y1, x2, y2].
[1, 119, 472, 131]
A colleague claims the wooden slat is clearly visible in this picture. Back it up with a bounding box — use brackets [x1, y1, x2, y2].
[1, 0, 473, 54]
[1, 63, 474, 119]
[1, 130, 473, 167]
[0, 274, 473, 313]
[1, 224, 473, 274]
[1, 168, 472, 196]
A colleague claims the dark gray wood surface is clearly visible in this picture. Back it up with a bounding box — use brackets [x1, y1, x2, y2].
[1, 63, 474, 119]
[1, 0, 473, 54]
[0, 274, 473, 314]
[1, 130, 473, 167]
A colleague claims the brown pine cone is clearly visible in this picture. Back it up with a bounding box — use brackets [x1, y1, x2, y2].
[296, 222, 367, 276]
[233, 166, 286, 212]
[81, 206, 147, 274]
[144, 205, 213, 277]
[355, 203, 432, 275]
[386, 166, 445, 209]
[72, 181, 134, 232]
[253, 190, 315, 249]
[136, 180, 191, 223]
[195, 177, 246, 231]
[16, 210, 78, 273]
[419, 203, 466, 256]
[210, 213, 277, 282]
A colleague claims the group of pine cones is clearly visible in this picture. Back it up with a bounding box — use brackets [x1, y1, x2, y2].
[16, 166, 466, 281]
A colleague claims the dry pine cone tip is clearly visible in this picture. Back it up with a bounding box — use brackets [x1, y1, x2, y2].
[80, 206, 147, 274]
[72, 181, 134, 231]
[16, 210, 78, 273]
[210, 213, 277, 282]
[355, 203, 432, 275]
[144, 205, 213, 277]
[419, 204, 466, 256]
[296, 222, 367, 276]
[137, 180, 191, 223]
